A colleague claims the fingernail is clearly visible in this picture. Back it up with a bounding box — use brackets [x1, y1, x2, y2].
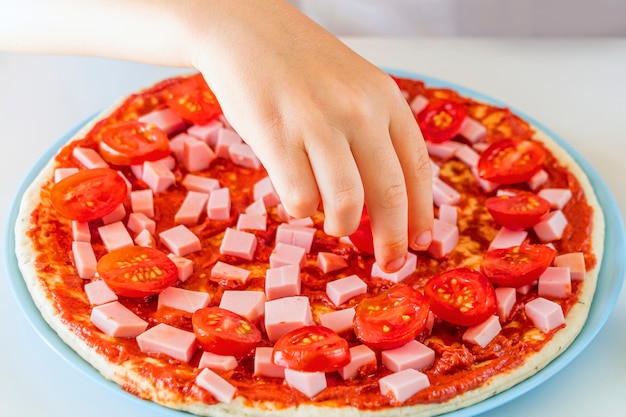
[413, 230, 432, 250]
[384, 255, 407, 272]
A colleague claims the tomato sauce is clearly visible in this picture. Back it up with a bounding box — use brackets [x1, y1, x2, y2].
[26, 76, 597, 411]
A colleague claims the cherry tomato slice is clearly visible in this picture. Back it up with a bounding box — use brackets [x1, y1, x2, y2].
[417, 98, 468, 143]
[354, 284, 430, 350]
[167, 73, 222, 125]
[192, 307, 261, 357]
[486, 192, 551, 230]
[477, 139, 546, 184]
[98, 121, 170, 166]
[424, 268, 497, 327]
[481, 244, 556, 288]
[97, 246, 178, 298]
[50, 168, 128, 222]
[349, 206, 374, 255]
[272, 325, 350, 372]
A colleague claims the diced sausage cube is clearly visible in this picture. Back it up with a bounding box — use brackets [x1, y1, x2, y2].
[379, 369, 430, 403]
[338, 344, 377, 380]
[554, 252, 586, 281]
[142, 161, 176, 194]
[409, 94, 428, 115]
[454, 144, 480, 167]
[229, 143, 262, 169]
[215, 127, 243, 159]
[318, 307, 356, 334]
[495, 287, 516, 321]
[462, 315, 502, 348]
[264, 296, 313, 342]
[130, 189, 154, 218]
[458, 117, 487, 143]
[183, 137, 217, 172]
[265, 264, 301, 301]
[381, 340, 435, 372]
[253, 176, 281, 207]
[427, 219, 459, 259]
[169, 133, 200, 162]
[134, 229, 155, 247]
[83, 280, 118, 306]
[101, 203, 126, 225]
[157, 286, 211, 313]
[325, 275, 367, 306]
[219, 228, 257, 261]
[525, 297, 565, 333]
[181, 173, 220, 194]
[72, 221, 91, 243]
[275, 224, 316, 253]
[527, 169, 548, 191]
[72, 147, 108, 169]
[90, 301, 148, 337]
[533, 210, 568, 242]
[254, 347, 285, 378]
[316, 252, 348, 274]
[127, 212, 156, 235]
[136, 323, 197, 362]
[98, 221, 133, 253]
[438, 204, 458, 226]
[187, 120, 222, 146]
[210, 261, 251, 284]
[538, 266, 572, 299]
[269, 243, 306, 270]
[54, 167, 79, 182]
[236, 213, 267, 231]
[159, 224, 201, 256]
[426, 141, 463, 160]
[245, 198, 267, 217]
[195, 368, 237, 403]
[219, 290, 266, 322]
[371, 252, 417, 283]
[432, 178, 461, 207]
[198, 351, 238, 371]
[538, 188, 573, 210]
[488, 228, 528, 251]
[138, 108, 185, 135]
[167, 254, 194, 282]
[207, 187, 231, 220]
[284, 369, 327, 398]
[175, 191, 209, 225]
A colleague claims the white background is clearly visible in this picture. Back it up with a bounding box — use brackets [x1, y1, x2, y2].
[1, 38, 625, 416]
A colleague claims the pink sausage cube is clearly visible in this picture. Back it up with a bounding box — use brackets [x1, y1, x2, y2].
[275, 224, 316, 253]
[207, 187, 231, 220]
[438, 204, 458, 226]
[462, 315, 502, 348]
[326, 275, 367, 306]
[175, 191, 209, 225]
[527, 169, 548, 191]
[72, 147, 108, 169]
[409, 94, 429, 115]
[54, 167, 79, 182]
[169, 133, 200, 162]
[495, 287, 516, 321]
[318, 307, 356, 334]
[533, 210, 568, 242]
[181, 174, 220, 194]
[159, 224, 201, 256]
[215, 127, 243, 159]
[219, 228, 257, 261]
[211, 261, 251, 284]
[432, 178, 461, 207]
[167, 254, 194, 282]
[269, 243, 306, 270]
[426, 141, 463, 160]
[142, 160, 176, 193]
[127, 212, 156, 235]
[83, 280, 118, 306]
[265, 264, 301, 301]
[97, 221, 134, 253]
[229, 143, 262, 170]
[130, 189, 154, 218]
[454, 144, 480, 167]
[525, 297, 565, 333]
[264, 296, 313, 342]
[289, 217, 315, 227]
[236, 213, 267, 232]
[538, 266, 572, 299]
[458, 117, 487, 143]
[371, 252, 417, 283]
[72, 221, 91, 243]
[554, 252, 586, 281]
[316, 252, 348, 274]
[254, 346, 285, 378]
[136, 323, 197, 362]
[187, 120, 222, 146]
[195, 368, 237, 403]
[138, 108, 185, 135]
[379, 369, 430, 403]
[101, 203, 126, 225]
[338, 344, 377, 380]
[427, 219, 459, 259]
[134, 229, 155, 247]
[157, 286, 211, 313]
[253, 176, 281, 207]
[156, 155, 176, 171]
[245, 198, 267, 217]
[198, 351, 238, 371]
[183, 137, 217, 172]
[284, 369, 327, 398]
[538, 188, 573, 210]
[219, 290, 266, 322]
[90, 301, 148, 338]
[381, 340, 435, 372]
[488, 228, 528, 251]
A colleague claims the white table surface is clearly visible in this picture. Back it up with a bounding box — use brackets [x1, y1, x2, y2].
[1, 38, 625, 417]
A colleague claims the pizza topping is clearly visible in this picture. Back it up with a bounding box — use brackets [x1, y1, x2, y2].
[427, 218, 459, 259]
[207, 187, 232, 220]
[50, 167, 128, 222]
[142, 160, 176, 193]
[210, 261, 252, 284]
[461, 315, 502, 348]
[174, 191, 210, 226]
[157, 286, 211, 313]
[417, 98, 468, 143]
[486, 192, 551, 230]
[97, 246, 178, 297]
[97, 221, 134, 252]
[481, 244, 556, 288]
[265, 296, 313, 342]
[265, 264, 302, 300]
[166, 73, 222, 125]
[182, 137, 217, 172]
[338, 344, 377, 380]
[218, 290, 266, 322]
[138, 107, 186, 136]
[371, 252, 418, 283]
[432, 177, 461, 207]
[73, 146, 109, 169]
[159, 224, 202, 256]
[494, 287, 516, 321]
[167, 254, 194, 282]
[195, 368, 237, 403]
[83, 280, 118, 306]
[192, 307, 261, 357]
[524, 297, 566, 334]
[97, 121, 171, 166]
[457, 116, 487, 143]
[254, 346, 286, 378]
[533, 210, 568, 242]
[284, 368, 327, 398]
[269, 242, 306, 269]
[90, 300, 148, 338]
[554, 252, 586, 281]
[537, 266, 572, 299]
[229, 143, 262, 169]
[137, 322, 198, 362]
[318, 307, 356, 334]
[381, 340, 435, 372]
[72, 241, 98, 279]
[425, 268, 497, 327]
[537, 187, 573, 210]
[488, 227, 528, 251]
[326, 274, 368, 306]
[316, 252, 348, 274]
[354, 284, 430, 350]
[477, 138, 546, 184]
[272, 325, 350, 372]
[379, 368, 430, 403]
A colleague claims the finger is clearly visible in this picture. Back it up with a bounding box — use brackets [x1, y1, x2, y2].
[388, 95, 434, 251]
[304, 129, 364, 237]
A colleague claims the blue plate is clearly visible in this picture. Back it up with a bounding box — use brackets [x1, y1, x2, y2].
[4, 71, 625, 416]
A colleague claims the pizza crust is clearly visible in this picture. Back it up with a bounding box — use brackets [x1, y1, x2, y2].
[13, 79, 605, 417]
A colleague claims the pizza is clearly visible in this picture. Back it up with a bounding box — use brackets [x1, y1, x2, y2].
[13, 72, 604, 416]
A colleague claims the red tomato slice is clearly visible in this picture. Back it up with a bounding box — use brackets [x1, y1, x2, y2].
[481, 244, 556, 288]
[349, 206, 374, 255]
[354, 284, 430, 350]
[424, 268, 497, 327]
[98, 121, 170, 166]
[167, 73, 222, 125]
[486, 192, 551, 230]
[477, 139, 546, 184]
[97, 246, 179, 298]
[50, 168, 128, 222]
[192, 307, 261, 357]
[272, 326, 350, 372]
[417, 98, 468, 143]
